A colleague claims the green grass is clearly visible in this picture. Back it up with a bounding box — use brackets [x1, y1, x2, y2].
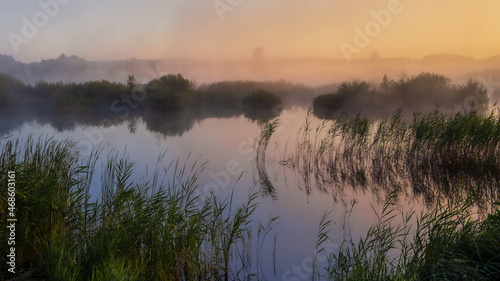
[0, 136, 268, 281]
[324, 193, 500, 281]
[264, 108, 500, 280]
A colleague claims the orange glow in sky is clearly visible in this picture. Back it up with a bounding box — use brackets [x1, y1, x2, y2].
[1, 0, 499, 62]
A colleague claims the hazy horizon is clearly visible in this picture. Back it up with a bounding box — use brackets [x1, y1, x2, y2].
[1, 1, 500, 63]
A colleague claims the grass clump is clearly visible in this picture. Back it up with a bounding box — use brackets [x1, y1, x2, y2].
[280, 108, 500, 207]
[325, 194, 500, 281]
[0, 136, 267, 281]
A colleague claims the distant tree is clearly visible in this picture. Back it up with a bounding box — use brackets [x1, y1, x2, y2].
[313, 80, 373, 117]
[336, 80, 371, 97]
[380, 74, 394, 93]
[459, 79, 489, 110]
[144, 74, 195, 111]
[0, 73, 25, 111]
[313, 93, 340, 114]
[127, 75, 137, 92]
[147, 74, 194, 94]
[393, 72, 452, 107]
[369, 51, 381, 60]
[0, 73, 25, 93]
[253, 47, 264, 59]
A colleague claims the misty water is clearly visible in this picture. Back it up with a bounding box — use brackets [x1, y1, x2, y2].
[2, 105, 497, 279]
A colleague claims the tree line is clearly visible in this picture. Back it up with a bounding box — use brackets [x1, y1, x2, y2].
[1, 71, 489, 119]
[313, 72, 490, 118]
[0, 73, 283, 119]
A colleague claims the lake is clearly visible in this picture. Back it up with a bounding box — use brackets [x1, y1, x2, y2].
[2, 106, 496, 279]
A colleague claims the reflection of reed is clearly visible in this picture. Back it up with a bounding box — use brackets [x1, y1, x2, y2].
[276, 109, 500, 209]
[255, 119, 278, 199]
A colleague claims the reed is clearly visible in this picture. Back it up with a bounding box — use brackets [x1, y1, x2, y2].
[325, 193, 500, 281]
[279, 108, 500, 208]
[0, 136, 270, 281]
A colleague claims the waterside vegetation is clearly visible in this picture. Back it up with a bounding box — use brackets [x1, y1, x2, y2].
[279, 108, 500, 209]
[313, 73, 490, 118]
[0, 137, 273, 280]
[1, 135, 499, 280]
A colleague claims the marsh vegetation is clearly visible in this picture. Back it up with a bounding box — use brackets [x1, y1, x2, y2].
[313, 73, 490, 118]
[1, 130, 499, 280]
[0, 137, 280, 280]
[279, 108, 500, 209]
[1, 70, 500, 280]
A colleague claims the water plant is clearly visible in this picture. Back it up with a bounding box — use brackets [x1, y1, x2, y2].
[279, 108, 500, 209]
[325, 193, 500, 281]
[0, 136, 270, 281]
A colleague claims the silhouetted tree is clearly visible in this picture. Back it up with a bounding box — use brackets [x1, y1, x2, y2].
[126, 75, 137, 93]
[253, 47, 264, 60]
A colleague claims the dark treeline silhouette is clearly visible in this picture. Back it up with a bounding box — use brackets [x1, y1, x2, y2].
[3, 53, 500, 88]
[1, 71, 492, 129]
[0, 72, 289, 122]
[313, 72, 490, 119]
[0, 72, 295, 137]
[199, 79, 315, 105]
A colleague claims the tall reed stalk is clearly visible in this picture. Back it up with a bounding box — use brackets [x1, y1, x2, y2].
[279, 108, 500, 208]
[326, 193, 500, 280]
[0, 136, 270, 281]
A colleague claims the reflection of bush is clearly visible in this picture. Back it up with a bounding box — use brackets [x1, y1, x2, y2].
[193, 91, 242, 109]
[313, 80, 372, 118]
[243, 107, 282, 123]
[241, 90, 282, 122]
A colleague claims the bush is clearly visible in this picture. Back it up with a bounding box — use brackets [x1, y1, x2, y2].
[146, 74, 194, 95]
[313, 80, 373, 118]
[242, 89, 282, 109]
[313, 73, 491, 118]
[0, 73, 25, 111]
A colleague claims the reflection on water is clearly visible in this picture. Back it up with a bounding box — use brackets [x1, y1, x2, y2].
[0, 105, 281, 139]
[1, 106, 497, 278]
[271, 109, 500, 211]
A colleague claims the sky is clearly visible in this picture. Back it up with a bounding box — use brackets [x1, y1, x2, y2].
[1, 0, 500, 63]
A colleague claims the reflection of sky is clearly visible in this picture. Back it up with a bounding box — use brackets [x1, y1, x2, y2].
[1, 108, 424, 279]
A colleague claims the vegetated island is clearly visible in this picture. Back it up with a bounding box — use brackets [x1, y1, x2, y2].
[0, 71, 494, 123]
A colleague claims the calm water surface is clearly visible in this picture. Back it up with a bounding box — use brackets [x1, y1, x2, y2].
[2, 107, 426, 279]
